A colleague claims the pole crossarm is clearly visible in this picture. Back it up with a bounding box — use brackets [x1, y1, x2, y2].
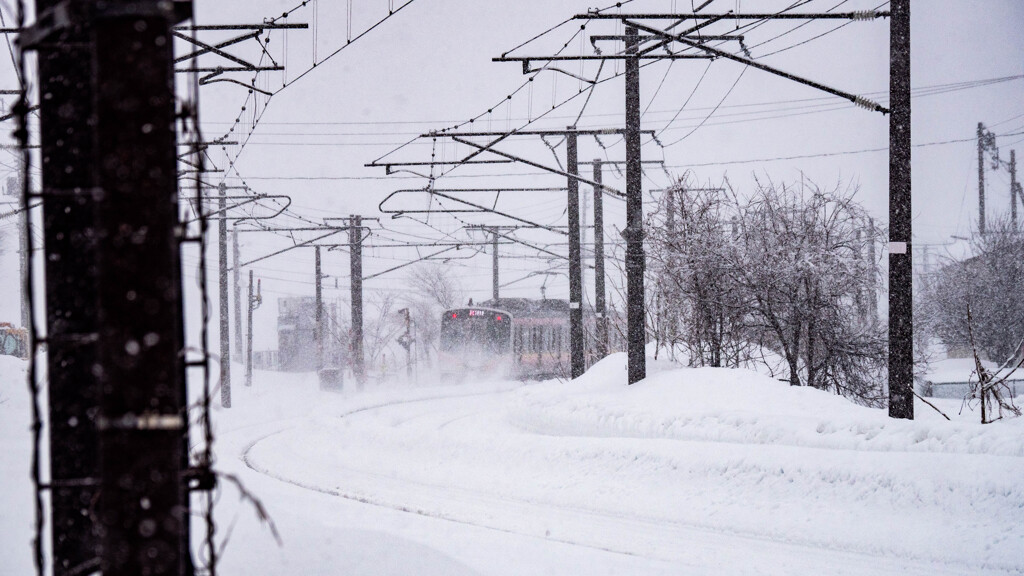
[363, 159, 514, 171]
[362, 246, 463, 281]
[427, 128, 655, 137]
[184, 194, 292, 223]
[623, 19, 889, 114]
[174, 23, 309, 31]
[575, 11, 890, 20]
[237, 229, 346, 268]
[493, 54, 714, 63]
[450, 136, 623, 196]
[379, 188, 570, 234]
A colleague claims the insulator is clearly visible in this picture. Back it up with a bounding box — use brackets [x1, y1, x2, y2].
[852, 95, 878, 110]
[851, 11, 878, 21]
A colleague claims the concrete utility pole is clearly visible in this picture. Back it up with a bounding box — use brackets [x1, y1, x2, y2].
[92, 2, 190, 572]
[888, 0, 913, 419]
[315, 245, 323, 373]
[1011, 150, 1018, 226]
[246, 270, 260, 387]
[492, 228, 500, 300]
[592, 160, 609, 359]
[233, 229, 242, 356]
[27, 1, 102, 570]
[567, 129, 585, 378]
[979, 122, 987, 235]
[350, 215, 365, 386]
[624, 25, 646, 384]
[219, 182, 231, 408]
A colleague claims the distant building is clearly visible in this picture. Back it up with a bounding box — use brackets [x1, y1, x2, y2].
[277, 296, 344, 372]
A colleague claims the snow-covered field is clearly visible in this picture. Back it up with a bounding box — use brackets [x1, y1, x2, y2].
[2, 352, 1023, 575]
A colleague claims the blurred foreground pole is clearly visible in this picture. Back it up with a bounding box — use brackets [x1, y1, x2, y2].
[350, 215, 365, 385]
[888, 0, 913, 419]
[91, 1, 191, 573]
[567, 129, 584, 378]
[592, 160, 609, 359]
[30, 0, 102, 571]
[624, 26, 646, 384]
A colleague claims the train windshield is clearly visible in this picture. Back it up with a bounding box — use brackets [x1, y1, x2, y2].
[440, 309, 512, 354]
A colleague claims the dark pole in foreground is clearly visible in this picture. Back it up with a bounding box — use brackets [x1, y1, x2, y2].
[92, 2, 189, 572]
[593, 159, 609, 359]
[350, 215, 365, 386]
[218, 182, 231, 407]
[33, 2, 101, 570]
[567, 130, 585, 378]
[888, 0, 913, 419]
[624, 26, 646, 384]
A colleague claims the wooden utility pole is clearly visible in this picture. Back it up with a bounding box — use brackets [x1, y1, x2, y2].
[888, 0, 913, 419]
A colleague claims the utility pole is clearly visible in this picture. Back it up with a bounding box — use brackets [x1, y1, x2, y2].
[17, 177, 29, 331]
[1011, 150, 1018, 226]
[219, 182, 231, 407]
[28, 1, 102, 570]
[492, 228, 500, 300]
[592, 160, 609, 359]
[91, 2, 190, 572]
[246, 270, 260, 387]
[979, 122, 987, 235]
[350, 215, 365, 386]
[868, 216, 878, 322]
[624, 25, 646, 384]
[567, 129, 585, 378]
[397, 308, 413, 379]
[233, 229, 242, 357]
[888, 0, 913, 419]
[315, 245, 323, 374]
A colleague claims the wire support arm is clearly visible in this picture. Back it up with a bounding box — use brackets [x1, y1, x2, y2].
[623, 19, 889, 114]
[379, 189, 570, 235]
[450, 136, 623, 196]
[575, 12, 890, 20]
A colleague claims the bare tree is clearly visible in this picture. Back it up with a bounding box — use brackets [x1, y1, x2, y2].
[728, 177, 885, 402]
[922, 216, 1024, 364]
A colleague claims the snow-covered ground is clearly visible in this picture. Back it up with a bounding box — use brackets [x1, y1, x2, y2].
[2, 353, 1023, 575]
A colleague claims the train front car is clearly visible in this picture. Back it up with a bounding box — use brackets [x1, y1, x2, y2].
[438, 307, 514, 382]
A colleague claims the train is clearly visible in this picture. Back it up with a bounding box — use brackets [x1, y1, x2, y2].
[439, 297, 609, 381]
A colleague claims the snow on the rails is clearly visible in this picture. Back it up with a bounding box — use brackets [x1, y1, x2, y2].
[246, 353, 1024, 573]
[4, 352, 1024, 574]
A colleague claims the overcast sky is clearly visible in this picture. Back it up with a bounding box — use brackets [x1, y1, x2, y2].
[2, 0, 1023, 346]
